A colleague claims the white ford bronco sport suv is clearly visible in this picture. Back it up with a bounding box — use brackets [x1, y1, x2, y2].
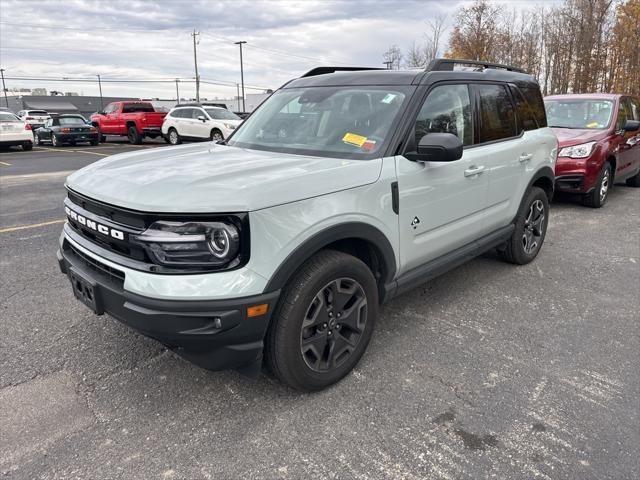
[58, 59, 557, 391]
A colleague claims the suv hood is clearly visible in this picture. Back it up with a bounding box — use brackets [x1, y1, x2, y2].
[551, 127, 610, 147]
[66, 143, 383, 212]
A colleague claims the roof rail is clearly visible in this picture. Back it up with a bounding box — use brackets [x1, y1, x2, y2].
[426, 58, 526, 74]
[301, 66, 385, 78]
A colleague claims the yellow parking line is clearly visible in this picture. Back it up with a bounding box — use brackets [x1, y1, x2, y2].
[0, 161, 11, 166]
[72, 150, 109, 157]
[0, 219, 66, 234]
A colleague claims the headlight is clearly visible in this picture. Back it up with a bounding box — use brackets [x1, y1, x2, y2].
[132, 220, 241, 269]
[223, 122, 236, 130]
[558, 141, 597, 159]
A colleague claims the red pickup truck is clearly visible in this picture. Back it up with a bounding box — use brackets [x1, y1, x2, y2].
[90, 101, 167, 144]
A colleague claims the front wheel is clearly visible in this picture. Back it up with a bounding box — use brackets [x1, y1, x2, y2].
[583, 162, 611, 208]
[127, 126, 142, 145]
[210, 129, 224, 142]
[265, 250, 378, 391]
[499, 186, 549, 265]
[51, 134, 60, 147]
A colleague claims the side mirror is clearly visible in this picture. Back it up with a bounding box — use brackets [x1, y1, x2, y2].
[411, 133, 463, 162]
[623, 119, 640, 132]
[197, 115, 207, 122]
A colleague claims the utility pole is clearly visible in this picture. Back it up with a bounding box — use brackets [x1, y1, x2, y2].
[234, 40, 247, 112]
[0, 69, 8, 108]
[236, 83, 240, 111]
[97, 74, 103, 111]
[383, 61, 393, 70]
[192, 29, 200, 102]
[175, 79, 180, 102]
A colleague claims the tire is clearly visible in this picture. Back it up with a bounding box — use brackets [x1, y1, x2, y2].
[51, 134, 60, 147]
[210, 129, 224, 142]
[168, 128, 182, 145]
[100, 134, 107, 143]
[626, 169, 640, 187]
[127, 125, 142, 144]
[499, 186, 549, 265]
[265, 250, 378, 391]
[583, 162, 611, 208]
[22, 141, 33, 151]
[90, 138, 99, 146]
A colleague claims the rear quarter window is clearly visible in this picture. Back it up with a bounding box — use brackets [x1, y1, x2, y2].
[518, 84, 547, 128]
[509, 85, 538, 132]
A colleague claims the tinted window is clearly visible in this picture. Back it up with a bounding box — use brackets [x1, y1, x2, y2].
[122, 103, 155, 113]
[477, 84, 516, 143]
[616, 98, 633, 130]
[415, 84, 472, 146]
[545, 99, 614, 129]
[630, 98, 640, 121]
[510, 86, 538, 132]
[171, 109, 187, 118]
[59, 117, 87, 126]
[28, 110, 48, 116]
[205, 108, 240, 120]
[519, 85, 547, 128]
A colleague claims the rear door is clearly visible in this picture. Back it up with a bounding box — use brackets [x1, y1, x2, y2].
[395, 83, 489, 273]
[616, 97, 640, 178]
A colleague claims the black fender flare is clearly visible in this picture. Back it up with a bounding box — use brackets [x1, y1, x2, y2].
[512, 165, 555, 224]
[264, 222, 397, 297]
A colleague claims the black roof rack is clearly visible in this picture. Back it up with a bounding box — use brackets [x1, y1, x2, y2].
[301, 66, 385, 78]
[426, 58, 526, 73]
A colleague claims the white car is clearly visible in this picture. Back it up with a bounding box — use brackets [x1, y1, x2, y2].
[0, 111, 34, 150]
[161, 104, 242, 145]
[16, 109, 51, 130]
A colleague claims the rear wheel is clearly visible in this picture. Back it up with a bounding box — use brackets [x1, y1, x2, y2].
[499, 186, 549, 265]
[51, 134, 60, 147]
[265, 250, 378, 391]
[22, 141, 33, 151]
[210, 129, 224, 142]
[100, 134, 107, 143]
[127, 125, 142, 144]
[583, 162, 611, 208]
[168, 128, 182, 145]
[90, 137, 99, 146]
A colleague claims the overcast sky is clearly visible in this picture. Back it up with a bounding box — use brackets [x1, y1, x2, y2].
[1, 0, 540, 101]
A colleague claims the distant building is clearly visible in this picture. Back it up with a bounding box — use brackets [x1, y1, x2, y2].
[5, 95, 137, 118]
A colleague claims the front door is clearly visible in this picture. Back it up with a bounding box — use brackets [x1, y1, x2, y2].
[616, 97, 640, 179]
[395, 83, 489, 274]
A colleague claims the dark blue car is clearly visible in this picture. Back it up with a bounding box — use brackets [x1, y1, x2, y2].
[34, 114, 99, 147]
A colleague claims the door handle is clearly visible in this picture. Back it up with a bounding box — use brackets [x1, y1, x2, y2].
[464, 165, 485, 177]
[519, 153, 533, 163]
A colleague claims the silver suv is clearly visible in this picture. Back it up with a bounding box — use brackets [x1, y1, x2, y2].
[57, 59, 557, 391]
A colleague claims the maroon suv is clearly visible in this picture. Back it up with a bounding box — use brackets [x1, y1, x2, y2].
[544, 94, 640, 207]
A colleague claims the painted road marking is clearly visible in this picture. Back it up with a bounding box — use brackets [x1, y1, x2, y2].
[1, 170, 74, 187]
[0, 219, 66, 234]
[0, 161, 11, 166]
[71, 150, 109, 157]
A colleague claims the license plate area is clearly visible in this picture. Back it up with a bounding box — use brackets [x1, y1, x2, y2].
[69, 267, 104, 315]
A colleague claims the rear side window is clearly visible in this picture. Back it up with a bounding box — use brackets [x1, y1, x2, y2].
[415, 84, 473, 146]
[510, 86, 538, 132]
[518, 84, 547, 128]
[476, 84, 516, 143]
[122, 103, 155, 113]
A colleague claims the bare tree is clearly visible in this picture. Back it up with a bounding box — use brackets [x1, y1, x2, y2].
[424, 14, 447, 61]
[405, 41, 427, 69]
[383, 44, 403, 70]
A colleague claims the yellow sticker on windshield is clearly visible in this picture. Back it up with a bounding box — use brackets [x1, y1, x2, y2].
[343, 132, 367, 147]
[586, 122, 598, 128]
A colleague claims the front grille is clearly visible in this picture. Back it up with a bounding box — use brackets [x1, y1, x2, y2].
[64, 240, 125, 287]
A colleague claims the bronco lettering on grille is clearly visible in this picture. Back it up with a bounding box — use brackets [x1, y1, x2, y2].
[65, 206, 125, 240]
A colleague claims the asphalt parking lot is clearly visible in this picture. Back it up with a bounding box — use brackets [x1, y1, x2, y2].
[1, 142, 638, 479]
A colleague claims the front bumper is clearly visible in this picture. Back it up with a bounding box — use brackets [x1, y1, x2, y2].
[554, 155, 603, 193]
[57, 238, 280, 374]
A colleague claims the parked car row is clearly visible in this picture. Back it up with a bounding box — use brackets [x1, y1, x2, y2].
[0, 111, 34, 150]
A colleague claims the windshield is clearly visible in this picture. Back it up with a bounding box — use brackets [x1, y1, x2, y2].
[227, 86, 411, 159]
[205, 108, 240, 120]
[59, 117, 87, 126]
[0, 112, 20, 122]
[545, 99, 614, 129]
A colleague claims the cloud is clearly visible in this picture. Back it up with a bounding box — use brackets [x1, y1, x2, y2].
[0, 0, 506, 99]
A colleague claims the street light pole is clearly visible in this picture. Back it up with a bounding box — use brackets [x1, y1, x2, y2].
[192, 29, 200, 102]
[234, 41, 247, 112]
[175, 79, 180, 102]
[0, 69, 9, 108]
[97, 74, 103, 111]
[236, 83, 240, 111]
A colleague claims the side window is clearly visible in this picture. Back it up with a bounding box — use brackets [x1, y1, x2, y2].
[105, 103, 115, 114]
[616, 99, 632, 130]
[476, 84, 516, 143]
[414, 84, 473, 146]
[518, 85, 547, 128]
[174, 109, 186, 118]
[630, 98, 640, 121]
[192, 108, 205, 119]
[510, 86, 538, 132]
